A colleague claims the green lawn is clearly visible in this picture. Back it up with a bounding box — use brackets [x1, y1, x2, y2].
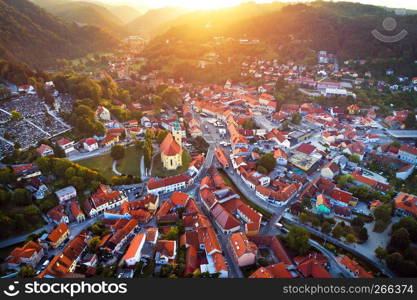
[152, 151, 191, 178]
[117, 147, 141, 177]
[77, 147, 141, 181]
[77, 153, 114, 181]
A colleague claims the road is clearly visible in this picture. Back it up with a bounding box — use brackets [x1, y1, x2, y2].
[0, 224, 53, 248]
[283, 214, 396, 278]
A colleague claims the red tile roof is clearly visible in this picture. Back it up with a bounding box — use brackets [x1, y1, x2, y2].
[160, 133, 182, 156]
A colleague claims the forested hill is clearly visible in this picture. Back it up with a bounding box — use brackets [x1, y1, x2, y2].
[0, 0, 119, 68]
[30, 0, 130, 37]
[225, 2, 417, 60]
[148, 1, 417, 62]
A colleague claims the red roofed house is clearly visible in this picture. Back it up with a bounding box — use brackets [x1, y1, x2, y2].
[229, 232, 258, 267]
[70, 200, 85, 223]
[156, 240, 177, 265]
[56, 138, 75, 154]
[147, 174, 190, 195]
[320, 161, 340, 179]
[399, 144, 417, 165]
[6, 241, 44, 269]
[36, 144, 54, 157]
[122, 233, 146, 266]
[337, 255, 373, 278]
[211, 203, 241, 234]
[170, 191, 190, 208]
[83, 138, 98, 152]
[395, 192, 417, 217]
[87, 185, 128, 217]
[47, 222, 70, 249]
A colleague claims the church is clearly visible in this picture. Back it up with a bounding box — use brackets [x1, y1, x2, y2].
[160, 127, 183, 170]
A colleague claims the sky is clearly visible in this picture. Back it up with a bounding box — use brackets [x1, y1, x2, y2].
[98, 0, 417, 11]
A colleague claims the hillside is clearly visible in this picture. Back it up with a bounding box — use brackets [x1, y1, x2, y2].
[146, 2, 417, 63]
[106, 5, 143, 24]
[0, 0, 118, 68]
[125, 7, 188, 37]
[30, 0, 128, 36]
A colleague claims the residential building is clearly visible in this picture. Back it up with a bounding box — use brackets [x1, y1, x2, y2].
[229, 232, 258, 267]
[55, 186, 77, 204]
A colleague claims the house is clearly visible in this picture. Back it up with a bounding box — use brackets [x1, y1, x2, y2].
[274, 148, 287, 165]
[321, 161, 340, 179]
[336, 255, 373, 278]
[83, 138, 98, 152]
[352, 174, 390, 194]
[316, 194, 331, 214]
[70, 200, 85, 223]
[121, 233, 146, 266]
[47, 222, 70, 249]
[170, 191, 190, 208]
[396, 164, 414, 180]
[87, 185, 128, 217]
[13, 164, 42, 182]
[36, 144, 54, 157]
[229, 232, 258, 267]
[399, 145, 417, 165]
[56, 138, 75, 154]
[39, 232, 87, 278]
[47, 205, 69, 224]
[344, 142, 366, 160]
[101, 134, 119, 147]
[55, 186, 77, 204]
[347, 105, 360, 115]
[250, 263, 299, 278]
[211, 203, 241, 234]
[147, 174, 190, 195]
[395, 192, 417, 217]
[155, 240, 177, 265]
[6, 241, 44, 269]
[96, 106, 111, 121]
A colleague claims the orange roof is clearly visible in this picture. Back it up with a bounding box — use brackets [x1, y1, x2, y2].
[395, 192, 417, 216]
[229, 232, 257, 259]
[249, 267, 274, 278]
[337, 255, 373, 278]
[122, 233, 145, 261]
[160, 133, 182, 156]
[47, 222, 69, 243]
[170, 191, 190, 206]
[267, 263, 298, 278]
[8, 241, 42, 261]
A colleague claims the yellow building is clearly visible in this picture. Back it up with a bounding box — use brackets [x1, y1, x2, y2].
[160, 132, 182, 170]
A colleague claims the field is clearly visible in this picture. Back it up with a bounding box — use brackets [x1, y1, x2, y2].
[77, 147, 141, 181]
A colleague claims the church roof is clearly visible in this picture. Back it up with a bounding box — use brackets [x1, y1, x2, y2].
[160, 133, 182, 156]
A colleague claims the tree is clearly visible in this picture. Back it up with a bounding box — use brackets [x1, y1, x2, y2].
[242, 119, 255, 130]
[88, 236, 101, 253]
[0, 167, 16, 185]
[351, 216, 364, 227]
[392, 217, 417, 243]
[299, 212, 309, 223]
[12, 188, 32, 206]
[111, 145, 125, 161]
[256, 153, 276, 173]
[18, 266, 35, 278]
[162, 227, 179, 240]
[11, 110, 22, 121]
[405, 113, 416, 129]
[345, 233, 356, 244]
[358, 227, 369, 242]
[286, 226, 311, 255]
[374, 204, 392, 223]
[349, 154, 360, 164]
[291, 112, 302, 125]
[301, 198, 312, 209]
[160, 87, 181, 108]
[156, 130, 169, 144]
[321, 221, 332, 234]
[375, 246, 387, 259]
[390, 228, 411, 251]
